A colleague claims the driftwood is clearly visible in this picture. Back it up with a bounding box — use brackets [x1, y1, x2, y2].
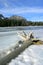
[0, 31, 43, 65]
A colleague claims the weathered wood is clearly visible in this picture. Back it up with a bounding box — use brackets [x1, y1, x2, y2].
[0, 40, 32, 65]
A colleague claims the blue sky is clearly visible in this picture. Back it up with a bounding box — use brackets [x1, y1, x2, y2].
[0, 0, 43, 21]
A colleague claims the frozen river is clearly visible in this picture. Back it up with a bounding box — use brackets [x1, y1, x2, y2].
[0, 26, 43, 65]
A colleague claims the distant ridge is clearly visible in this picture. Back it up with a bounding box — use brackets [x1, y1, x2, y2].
[9, 15, 26, 21]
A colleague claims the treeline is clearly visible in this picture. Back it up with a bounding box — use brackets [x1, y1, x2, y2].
[0, 14, 43, 27]
[0, 18, 27, 27]
[0, 18, 43, 27]
[26, 21, 43, 26]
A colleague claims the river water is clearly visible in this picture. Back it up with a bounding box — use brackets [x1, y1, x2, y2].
[0, 26, 43, 65]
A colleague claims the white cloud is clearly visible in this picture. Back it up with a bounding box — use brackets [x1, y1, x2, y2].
[0, 7, 43, 15]
[4, 2, 9, 7]
[0, 0, 23, 8]
[13, 7, 43, 14]
[0, 0, 9, 8]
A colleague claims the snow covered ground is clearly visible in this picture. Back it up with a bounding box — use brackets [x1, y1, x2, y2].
[8, 45, 43, 65]
[0, 26, 43, 65]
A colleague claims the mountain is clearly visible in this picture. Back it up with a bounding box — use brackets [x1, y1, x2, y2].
[0, 14, 26, 21]
[9, 15, 26, 21]
[0, 14, 4, 19]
